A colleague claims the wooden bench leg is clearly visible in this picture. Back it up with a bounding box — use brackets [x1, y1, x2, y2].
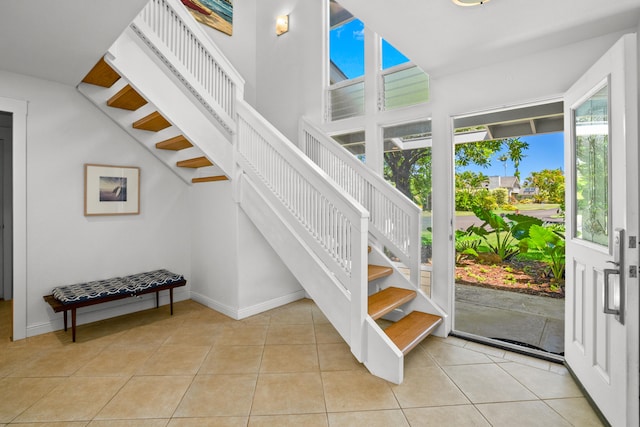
[71, 308, 77, 342]
[63, 310, 68, 332]
[155, 291, 159, 309]
[170, 288, 174, 315]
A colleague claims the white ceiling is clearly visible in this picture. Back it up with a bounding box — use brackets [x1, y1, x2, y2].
[1, 1, 639, 86]
[336, 0, 640, 78]
[0, 0, 148, 85]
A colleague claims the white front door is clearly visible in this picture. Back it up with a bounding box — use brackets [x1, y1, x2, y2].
[564, 33, 639, 427]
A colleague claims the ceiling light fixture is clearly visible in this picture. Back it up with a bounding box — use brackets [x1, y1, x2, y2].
[452, 0, 490, 6]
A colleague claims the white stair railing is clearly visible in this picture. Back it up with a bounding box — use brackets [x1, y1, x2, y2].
[128, 0, 371, 360]
[237, 102, 369, 359]
[131, 0, 244, 134]
[300, 118, 422, 286]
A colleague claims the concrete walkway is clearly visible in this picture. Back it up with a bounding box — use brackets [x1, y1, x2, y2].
[454, 284, 565, 355]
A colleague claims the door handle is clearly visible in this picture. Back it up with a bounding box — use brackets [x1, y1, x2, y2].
[603, 268, 620, 316]
[603, 267, 625, 324]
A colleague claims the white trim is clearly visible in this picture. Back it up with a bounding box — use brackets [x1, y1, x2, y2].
[190, 290, 306, 320]
[0, 96, 27, 341]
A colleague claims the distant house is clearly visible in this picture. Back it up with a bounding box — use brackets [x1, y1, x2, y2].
[520, 187, 540, 197]
[482, 176, 521, 199]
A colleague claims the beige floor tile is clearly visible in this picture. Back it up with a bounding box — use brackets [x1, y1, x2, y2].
[163, 324, 219, 347]
[501, 351, 552, 370]
[443, 364, 537, 403]
[168, 417, 248, 427]
[11, 422, 89, 427]
[74, 347, 155, 377]
[402, 346, 438, 374]
[0, 346, 41, 377]
[109, 324, 172, 348]
[463, 341, 507, 358]
[199, 345, 263, 374]
[422, 340, 493, 366]
[403, 405, 491, 426]
[260, 344, 319, 373]
[136, 345, 209, 375]
[249, 413, 328, 426]
[174, 374, 257, 417]
[424, 335, 468, 348]
[88, 419, 169, 427]
[391, 366, 469, 408]
[327, 409, 409, 427]
[314, 323, 344, 344]
[216, 325, 268, 346]
[498, 362, 583, 399]
[268, 303, 314, 324]
[265, 324, 315, 345]
[14, 377, 128, 422]
[317, 343, 364, 372]
[311, 306, 330, 324]
[11, 346, 102, 377]
[544, 398, 605, 426]
[0, 377, 63, 423]
[96, 376, 193, 419]
[322, 371, 398, 412]
[476, 401, 573, 427]
[251, 372, 325, 415]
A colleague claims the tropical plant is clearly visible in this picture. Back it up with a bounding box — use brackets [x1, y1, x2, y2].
[467, 207, 543, 261]
[519, 224, 566, 281]
[454, 228, 482, 263]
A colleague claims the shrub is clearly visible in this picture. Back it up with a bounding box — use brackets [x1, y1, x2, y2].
[493, 188, 508, 206]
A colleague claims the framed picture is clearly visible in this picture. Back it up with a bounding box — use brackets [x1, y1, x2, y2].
[181, 0, 233, 36]
[84, 164, 140, 216]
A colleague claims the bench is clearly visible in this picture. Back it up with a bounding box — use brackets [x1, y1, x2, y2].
[43, 269, 186, 342]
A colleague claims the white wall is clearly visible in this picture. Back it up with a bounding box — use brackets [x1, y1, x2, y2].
[189, 182, 239, 315]
[0, 70, 192, 336]
[201, 0, 258, 106]
[254, 0, 325, 142]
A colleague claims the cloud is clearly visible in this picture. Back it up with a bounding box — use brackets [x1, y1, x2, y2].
[353, 28, 364, 40]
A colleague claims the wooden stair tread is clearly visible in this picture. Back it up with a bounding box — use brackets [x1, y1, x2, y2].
[107, 84, 148, 111]
[133, 111, 171, 132]
[156, 135, 193, 151]
[192, 175, 228, 183]
[368, 287, 416, 320]
[177, 156, 213, 168]
[384, 311, 442, 355]
[82, 57, 120, 88]
[368, 264, 393, 282]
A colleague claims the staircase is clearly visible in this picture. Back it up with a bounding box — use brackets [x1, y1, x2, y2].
[77, 0, 445, 384]
[80, 58, 228, 184]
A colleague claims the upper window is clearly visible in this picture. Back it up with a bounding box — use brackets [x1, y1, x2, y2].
[381, 39, 409, 70]
[330, 18, 365, 83]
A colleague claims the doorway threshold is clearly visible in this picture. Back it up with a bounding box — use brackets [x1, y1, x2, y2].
[451, 330, 565, 364]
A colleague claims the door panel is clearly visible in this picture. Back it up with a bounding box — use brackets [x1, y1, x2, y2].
[564, 33, 638, 427]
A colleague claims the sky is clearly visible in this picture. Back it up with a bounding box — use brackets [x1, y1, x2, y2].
[330, 19, 409, 79]
[459, 132, 565, 182]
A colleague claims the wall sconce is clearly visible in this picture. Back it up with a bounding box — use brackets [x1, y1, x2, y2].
[276, 15, 289, 36]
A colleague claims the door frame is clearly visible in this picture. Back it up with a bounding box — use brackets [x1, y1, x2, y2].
[0, 97, 27, 341]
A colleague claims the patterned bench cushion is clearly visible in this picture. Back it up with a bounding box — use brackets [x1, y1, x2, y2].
[51, 269, 185, 305]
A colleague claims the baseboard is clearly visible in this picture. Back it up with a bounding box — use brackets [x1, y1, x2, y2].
[27, 288, 190, 338]
[190, 289, 306, 320]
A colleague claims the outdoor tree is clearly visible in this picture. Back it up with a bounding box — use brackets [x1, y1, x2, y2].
[524, 168, 565, 203]
[384, 148, 431, 203]
[504, 138, 529, 179]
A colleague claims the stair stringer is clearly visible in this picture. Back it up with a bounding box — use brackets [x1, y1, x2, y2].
[238, 174, 356, 353]
[364, 317, 404, 384]
[368, 245, 448, 336]
[101, 27, 233, 181]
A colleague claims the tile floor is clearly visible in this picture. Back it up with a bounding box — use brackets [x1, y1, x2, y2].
[0, 299, 603, 426]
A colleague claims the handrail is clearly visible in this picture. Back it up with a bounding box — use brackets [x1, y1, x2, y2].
[300, 117, 422, 285]
[238, 101, 369, 358]
[131, 0, 245, 133]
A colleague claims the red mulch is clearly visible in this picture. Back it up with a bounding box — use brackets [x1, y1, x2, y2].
[455, 257, 565, 298]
